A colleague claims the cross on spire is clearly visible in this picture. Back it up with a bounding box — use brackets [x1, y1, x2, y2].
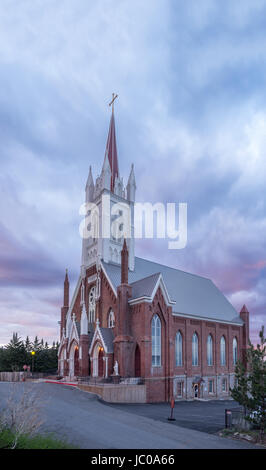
[109, 93, 118, 113]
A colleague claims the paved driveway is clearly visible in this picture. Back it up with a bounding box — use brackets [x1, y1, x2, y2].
[103, 399, 238, 434]
[0, 382, 262, 449]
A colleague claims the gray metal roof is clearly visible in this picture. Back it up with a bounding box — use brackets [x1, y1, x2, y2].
[130, 272, 161, 300]
[102, 256, 243, 325]
[100, 327, 114, 353]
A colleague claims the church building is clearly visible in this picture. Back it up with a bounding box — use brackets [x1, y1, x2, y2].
[58, 101, 250, 402]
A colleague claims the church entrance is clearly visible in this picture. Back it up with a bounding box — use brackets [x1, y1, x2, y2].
[98, 348, 104, 377]
[135, 344, 141, 377]
[92, 344, 105, 377]
[69, 342, 79, 378]
[74, 347, 79, 376]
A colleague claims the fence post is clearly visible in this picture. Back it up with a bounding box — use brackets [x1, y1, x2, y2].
[225, 409, 227, 428]
[225, 409, 232, 429]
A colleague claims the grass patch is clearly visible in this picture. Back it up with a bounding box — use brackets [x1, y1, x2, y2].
[0, 428, 78, 449]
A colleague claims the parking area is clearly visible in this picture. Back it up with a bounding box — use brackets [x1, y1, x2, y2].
[104, 399, 238, 434]
[0, 383, 259, 449]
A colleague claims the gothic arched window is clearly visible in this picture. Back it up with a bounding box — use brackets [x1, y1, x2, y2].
[89, 286, 96, 323]
[192, 332, 199, 366]
[233, 337, 238, 365]
[108, 310, 115, 328]
[152, 314, 161, 367]
[175, 331, 183, 366]
[220, 336, 226, 366]
[207, 334, 213, 366]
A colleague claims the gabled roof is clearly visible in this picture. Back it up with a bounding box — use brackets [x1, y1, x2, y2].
[130, 272, 176, 306]
[131, 272, 161, 299]
[89, 324, 114, 354]
[102, 256, 243, 325]
[100, 327, 114, 353]
[67, 319, 80, 352]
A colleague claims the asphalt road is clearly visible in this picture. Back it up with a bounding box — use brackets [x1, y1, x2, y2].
[0, 382, 262, 449]
[103, 399, 237, 434]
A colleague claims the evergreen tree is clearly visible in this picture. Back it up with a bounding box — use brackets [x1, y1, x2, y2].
[0, 334, 58, 374]
[2, 333, 27, 371]
[230, 325, 266, 441]
[24, 336, 32, 353]
[33, 336, 42, 352]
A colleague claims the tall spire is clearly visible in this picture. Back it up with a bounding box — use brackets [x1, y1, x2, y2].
[105, 95, 119, 191]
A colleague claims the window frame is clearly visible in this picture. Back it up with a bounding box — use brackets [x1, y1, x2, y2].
[220, 336, 226, 366]
[175, 331, 183, 367]
[108, 310, 115, 328]
[207, 334, 213, 366]
[233, 337, 238, 365]
[208, 379, 214, 394]
[152, 314, 161, 367]
[192, 332, 199, 367]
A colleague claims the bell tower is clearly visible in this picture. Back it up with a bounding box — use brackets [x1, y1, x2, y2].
[81, 96, 136, 273]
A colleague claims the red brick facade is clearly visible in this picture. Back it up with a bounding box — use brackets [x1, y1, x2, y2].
[58, 260, 249, 402]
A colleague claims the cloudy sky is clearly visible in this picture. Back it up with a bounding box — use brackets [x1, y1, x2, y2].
[0, 0, 265, 346]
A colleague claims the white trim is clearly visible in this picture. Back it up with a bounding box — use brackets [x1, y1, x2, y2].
[58, 339, 66, 358]
[87, 274, 97, 284]
[100, 261, 117, 297]
[89, 323, 108, 355]
[150, 274, 176, 306]
[128, 274, 176, 307]
[129, 296, 154, 305]
[172, 312, 243, 327]
[65, 275, 81, 328]
[67, 321, 79, 353]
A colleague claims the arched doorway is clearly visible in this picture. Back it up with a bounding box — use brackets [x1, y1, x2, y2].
[135, 344, 141, 377]
[74, 347, 79, 376]
[69, 341, 79, 378]
[98, 348, 104, 377]
[92, 343, 105, 377]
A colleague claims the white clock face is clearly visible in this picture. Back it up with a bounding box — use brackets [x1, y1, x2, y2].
[89, 286, 96, 306]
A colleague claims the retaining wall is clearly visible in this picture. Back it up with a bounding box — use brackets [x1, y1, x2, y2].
[79, 383, 147, 403]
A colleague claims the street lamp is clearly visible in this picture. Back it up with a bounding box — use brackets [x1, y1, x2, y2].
[31, 351, 35, 375]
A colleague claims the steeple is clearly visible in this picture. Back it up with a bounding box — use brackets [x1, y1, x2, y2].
[81, 96, 135, 271]
[105, 108, 119, 192]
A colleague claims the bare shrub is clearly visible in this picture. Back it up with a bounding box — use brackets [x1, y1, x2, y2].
[0, 383, 48, 449]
